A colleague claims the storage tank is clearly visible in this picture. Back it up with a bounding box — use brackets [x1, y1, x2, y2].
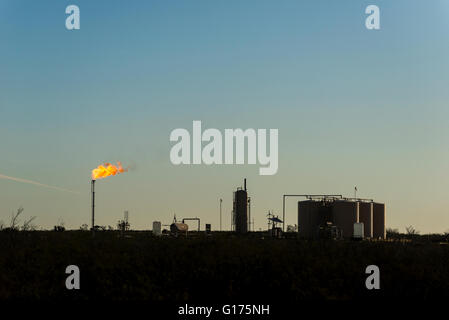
[353, 222, 364, 239]
[152, 221, 162, 236]
[234, 179, 248, 234]
[298, 200, 319, 238]
[332, 200, 359, 238]
[358, 202, 373, 238]
[234, 189, 247, 233]
[170, 222, 188, 235]
[373, 202, 386, 239]
[298, 200, 331, 238]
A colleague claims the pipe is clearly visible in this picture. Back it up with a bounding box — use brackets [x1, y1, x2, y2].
[342, 197, 374, 202]
[182, 217, 201, 231]
[282, 194, 343, 232]
[91, 180, 95, 236]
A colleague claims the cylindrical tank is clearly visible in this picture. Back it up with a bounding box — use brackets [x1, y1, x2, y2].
[234, 189, 248, 234]
[353, 222, 364, 239]
[359, 202, 373, 238]
[170, 222, 188, 234]
[332, 200, 359, 238]
[153, 221, 162, 236]
[298, 200, 330, 238]
[372, 203, 386, 239]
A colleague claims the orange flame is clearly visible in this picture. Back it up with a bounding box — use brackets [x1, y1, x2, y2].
[91, 162, 127, 180]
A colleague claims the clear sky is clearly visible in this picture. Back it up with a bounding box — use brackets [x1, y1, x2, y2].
[1, 0, 449, 233]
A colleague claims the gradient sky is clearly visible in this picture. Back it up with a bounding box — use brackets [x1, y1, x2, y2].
[1, 0, 449, 233]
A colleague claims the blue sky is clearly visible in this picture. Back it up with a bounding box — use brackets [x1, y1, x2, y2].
[1, 0, 449, 232]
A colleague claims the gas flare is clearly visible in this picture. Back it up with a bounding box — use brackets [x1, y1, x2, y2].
[91, 162, 127, 180]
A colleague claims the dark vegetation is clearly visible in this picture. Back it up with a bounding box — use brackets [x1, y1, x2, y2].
[1, 230, 449, 301]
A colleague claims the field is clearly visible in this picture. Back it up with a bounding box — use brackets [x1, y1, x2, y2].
[1, 231, 449, 301]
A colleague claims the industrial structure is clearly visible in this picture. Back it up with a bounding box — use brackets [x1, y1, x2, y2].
[267, 211, 283, 238]
[297, 196, 386, 239]
[372, 202, 386, 239]
[232, 179, 250, 234]
[91, 180, 95, 235]
[118, 210, 130, 236]
[153, 221, 162, 236]
[86, 161, 389, 242]
[170, 215, 188, 236]
[170, 222, 188, 236]
[182, 217, 201, 231]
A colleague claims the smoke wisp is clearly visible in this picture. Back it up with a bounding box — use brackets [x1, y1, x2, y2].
[0, 173, 79, 194]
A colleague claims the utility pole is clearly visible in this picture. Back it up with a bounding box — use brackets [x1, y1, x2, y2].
[248, 197, 251, 232]
[219, 198, 222, 231]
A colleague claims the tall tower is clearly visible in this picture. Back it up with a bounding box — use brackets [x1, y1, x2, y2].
[233, 179, 248, 234]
